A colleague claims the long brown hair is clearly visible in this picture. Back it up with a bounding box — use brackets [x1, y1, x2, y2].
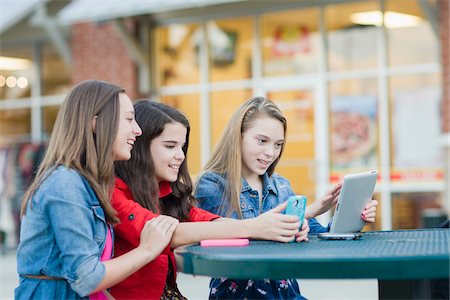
[195, 96, 287, 218]
[115, 100, 193, 221]
[21, 80, 124, 223]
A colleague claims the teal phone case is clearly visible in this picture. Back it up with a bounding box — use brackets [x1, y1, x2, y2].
[285, 195, 307, 229]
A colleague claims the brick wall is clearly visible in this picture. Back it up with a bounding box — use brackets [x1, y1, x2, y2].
[441, 0, 450, 133]
[71, 21, 140, 101]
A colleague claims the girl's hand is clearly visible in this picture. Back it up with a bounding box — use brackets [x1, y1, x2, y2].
[305, 184, 342, 218]
[361, 200, 378, 223]
[138, 215, 179, 259]
[295, 219, 309, 242]
[250, 202, 300, 243]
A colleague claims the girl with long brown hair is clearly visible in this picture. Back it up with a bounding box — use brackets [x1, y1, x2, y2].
[15, 80, 178, 299]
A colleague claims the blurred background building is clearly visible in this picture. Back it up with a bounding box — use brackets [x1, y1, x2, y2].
[0, 0, 449, 251]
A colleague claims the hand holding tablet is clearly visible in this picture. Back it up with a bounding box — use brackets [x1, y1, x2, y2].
[328, 170, 378, 235]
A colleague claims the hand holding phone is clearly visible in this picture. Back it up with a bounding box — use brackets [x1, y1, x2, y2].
[284, 195, 307, 229]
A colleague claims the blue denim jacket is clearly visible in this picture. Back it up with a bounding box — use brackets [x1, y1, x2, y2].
[15, 166, 109, 299]
[194, 171, 329, 299]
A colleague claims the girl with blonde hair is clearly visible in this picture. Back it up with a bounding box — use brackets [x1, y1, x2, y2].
[15, 80, 178, 299]
[194, 96, 378, 299]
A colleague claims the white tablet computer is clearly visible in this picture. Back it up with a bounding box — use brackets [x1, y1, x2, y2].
[328, 170, 378, 234]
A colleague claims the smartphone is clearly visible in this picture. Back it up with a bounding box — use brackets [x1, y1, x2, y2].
[284, 195, 307, 229]
[318, 232, 362, 240]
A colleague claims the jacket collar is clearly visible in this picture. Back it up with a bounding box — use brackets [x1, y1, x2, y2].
[158, 181, 172, 198]
[241, 173, 278, 195]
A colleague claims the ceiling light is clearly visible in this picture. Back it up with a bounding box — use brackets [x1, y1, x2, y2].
[350, 11, 422, 28]
[17, 77, 29, 89]
[6, 76, 17, 88]
[0, 56, 32, 70]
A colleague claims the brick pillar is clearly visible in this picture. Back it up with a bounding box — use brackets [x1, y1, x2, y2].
[71, 21, 140, 101]
[439, 0, 450, 216]
[441, 0, 450, 133]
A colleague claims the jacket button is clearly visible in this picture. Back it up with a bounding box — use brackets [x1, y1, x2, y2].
[128, 214, 135, 221]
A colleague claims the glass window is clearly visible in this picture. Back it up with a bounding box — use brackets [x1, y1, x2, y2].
[160, 94, 201, 176]
[262, 8, 320, 76]
[326, 1, 379, 72]
[42, 106, 59, 138]
[329, 79, 379, 181]
[42, 45, 71, 96]
[386, 0, 439, 66]
[210, 89, 252, 148]
[268, 89, 316, 203]
[208, 17, 253, 82]
[155, 24, 201, 87]
[390, 73, 443, 182]
[0, 108, 31, 138]
[0, 48, 33, 101]
[392, 192, 446, 229]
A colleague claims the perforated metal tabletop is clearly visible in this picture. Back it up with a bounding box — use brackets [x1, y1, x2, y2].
[174, 229, 450, 280]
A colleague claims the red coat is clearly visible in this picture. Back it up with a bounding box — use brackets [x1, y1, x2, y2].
[110, 178, 219, 299]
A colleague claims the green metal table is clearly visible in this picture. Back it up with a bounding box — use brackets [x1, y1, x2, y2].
[174, 229, 449, 299]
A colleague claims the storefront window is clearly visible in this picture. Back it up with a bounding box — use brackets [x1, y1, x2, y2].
[390, 73, 443, 182]
[392, 192, 446, 229]
[42, 46, 71, 96]
[267, 90, 316, 202]
[0, 108, 31, 138]
[155, 24, 201, 87]
[160, 94, 201, 176]
[326, 1, 379, 72]
[386, 0, 438, 66]
[329, 79, 379, 181]
[208, 17, 252, 82]
[210, 89, 252, 148]
[262, 8, 319, 76]
[0, 49, 33, 101]
[42, 106, 59, 137]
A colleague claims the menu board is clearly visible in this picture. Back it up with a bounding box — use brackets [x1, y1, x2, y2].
[330, 94, 378, 182]
[391, 87, 443, 181]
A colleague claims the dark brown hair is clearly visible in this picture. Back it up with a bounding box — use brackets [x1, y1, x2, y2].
[115, 100, 193, 221]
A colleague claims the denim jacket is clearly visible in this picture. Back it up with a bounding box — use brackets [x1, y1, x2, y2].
[15, 166, 109, 299]
[194, 171, 329, 299]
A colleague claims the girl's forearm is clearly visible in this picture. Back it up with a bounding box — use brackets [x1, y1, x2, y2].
[305, 203, 318, 219]
[170, 219, 252, 248]
[92, 247, 155, 294]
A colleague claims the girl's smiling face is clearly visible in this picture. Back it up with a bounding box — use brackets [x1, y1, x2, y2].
[150, 121, 187, 182]
[112, 93, 142, 161]
[241, 116, 284, 180]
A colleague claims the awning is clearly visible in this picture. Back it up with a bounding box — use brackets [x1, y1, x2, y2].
[0, 0, 44, 34]
[57, 0, 245, 25]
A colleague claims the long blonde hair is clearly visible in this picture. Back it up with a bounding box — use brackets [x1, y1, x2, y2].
[197, 97, 287, 218]
[21, 80, 123, 223]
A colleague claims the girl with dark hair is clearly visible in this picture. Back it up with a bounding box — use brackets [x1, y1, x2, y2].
[111, 100, 308, 299]
[15, 80, 179, 299]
